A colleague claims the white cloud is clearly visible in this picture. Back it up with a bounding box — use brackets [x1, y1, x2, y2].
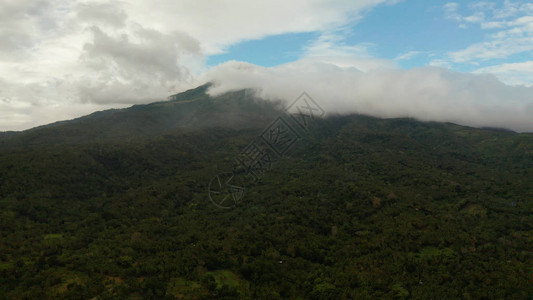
[395, 51, 423, 61]
[443, 2, 485, 28]
[474, 61, 533, 87]
[464, 12, 485, 23]
[481, 21, 505, 29]
[117, 0, 394, 55]
[204, 61, 533, 132]
[492, 0, 521, 19]
[429, 59, 453, 69]
[301, 33, 396, 71]
[444, 2, 459, 13]
[445, 1, 533, 63]
[469, 2, 495, 11]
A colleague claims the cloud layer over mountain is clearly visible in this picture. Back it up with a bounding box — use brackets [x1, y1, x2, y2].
[1, 0, 532, 132]
[205, 60, 533, 132]
[1, 0, 395, 130]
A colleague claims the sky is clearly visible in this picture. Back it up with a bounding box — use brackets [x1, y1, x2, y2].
[1, 0, 533, 131]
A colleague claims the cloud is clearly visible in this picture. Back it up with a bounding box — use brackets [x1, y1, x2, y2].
[443, 2, 461, 22]
[395, 51, 423, 61]
[204, 60, 533, 132]
[120, 0, 394, 55]
[0, 0, 66, 58]
[445, 1, 533, 62]
[0, 75, 128, 131]
[76, 2, 127, 28]
[77, 25, 201, 104]
[1, 0, 532, 134]
[428, 59, 453, 69]
[301, 34, 396, 71]
[492, 0, 522, 19]
[474, 61, 533, 87]
[0, 0, 393, 131]
[464, 12, 485, 23]
[481, 21, 505, 29]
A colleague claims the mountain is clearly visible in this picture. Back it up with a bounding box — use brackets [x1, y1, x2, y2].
[0, 84, 280, 148]
[0, 84, 532, 299]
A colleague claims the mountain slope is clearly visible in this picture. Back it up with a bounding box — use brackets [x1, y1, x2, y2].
[0, 83, 280, 148]
[0, 85, 532, 299]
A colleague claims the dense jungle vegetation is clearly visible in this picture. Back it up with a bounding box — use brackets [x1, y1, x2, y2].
[0, 85, 532, 299]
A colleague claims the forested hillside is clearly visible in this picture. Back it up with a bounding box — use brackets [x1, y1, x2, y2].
[0, 85, 532, 299]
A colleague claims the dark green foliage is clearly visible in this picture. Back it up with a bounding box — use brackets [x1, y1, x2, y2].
[0, 85, 532, 299]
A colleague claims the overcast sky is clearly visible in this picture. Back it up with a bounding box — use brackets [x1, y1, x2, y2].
[1, 0, 533, 131]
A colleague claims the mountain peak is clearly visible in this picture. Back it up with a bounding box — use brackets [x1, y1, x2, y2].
[167, 82, 213, 102]
[0, 83, 279, 147]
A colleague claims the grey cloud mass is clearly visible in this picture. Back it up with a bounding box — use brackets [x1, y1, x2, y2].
[76, 2, 128, 28]
[78, 25, 200, 104]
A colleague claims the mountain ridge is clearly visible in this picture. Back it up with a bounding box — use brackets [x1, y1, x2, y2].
[0, 83, 524, 148]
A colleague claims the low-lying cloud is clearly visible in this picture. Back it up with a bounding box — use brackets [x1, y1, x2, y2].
[204, 60, 533, 132]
